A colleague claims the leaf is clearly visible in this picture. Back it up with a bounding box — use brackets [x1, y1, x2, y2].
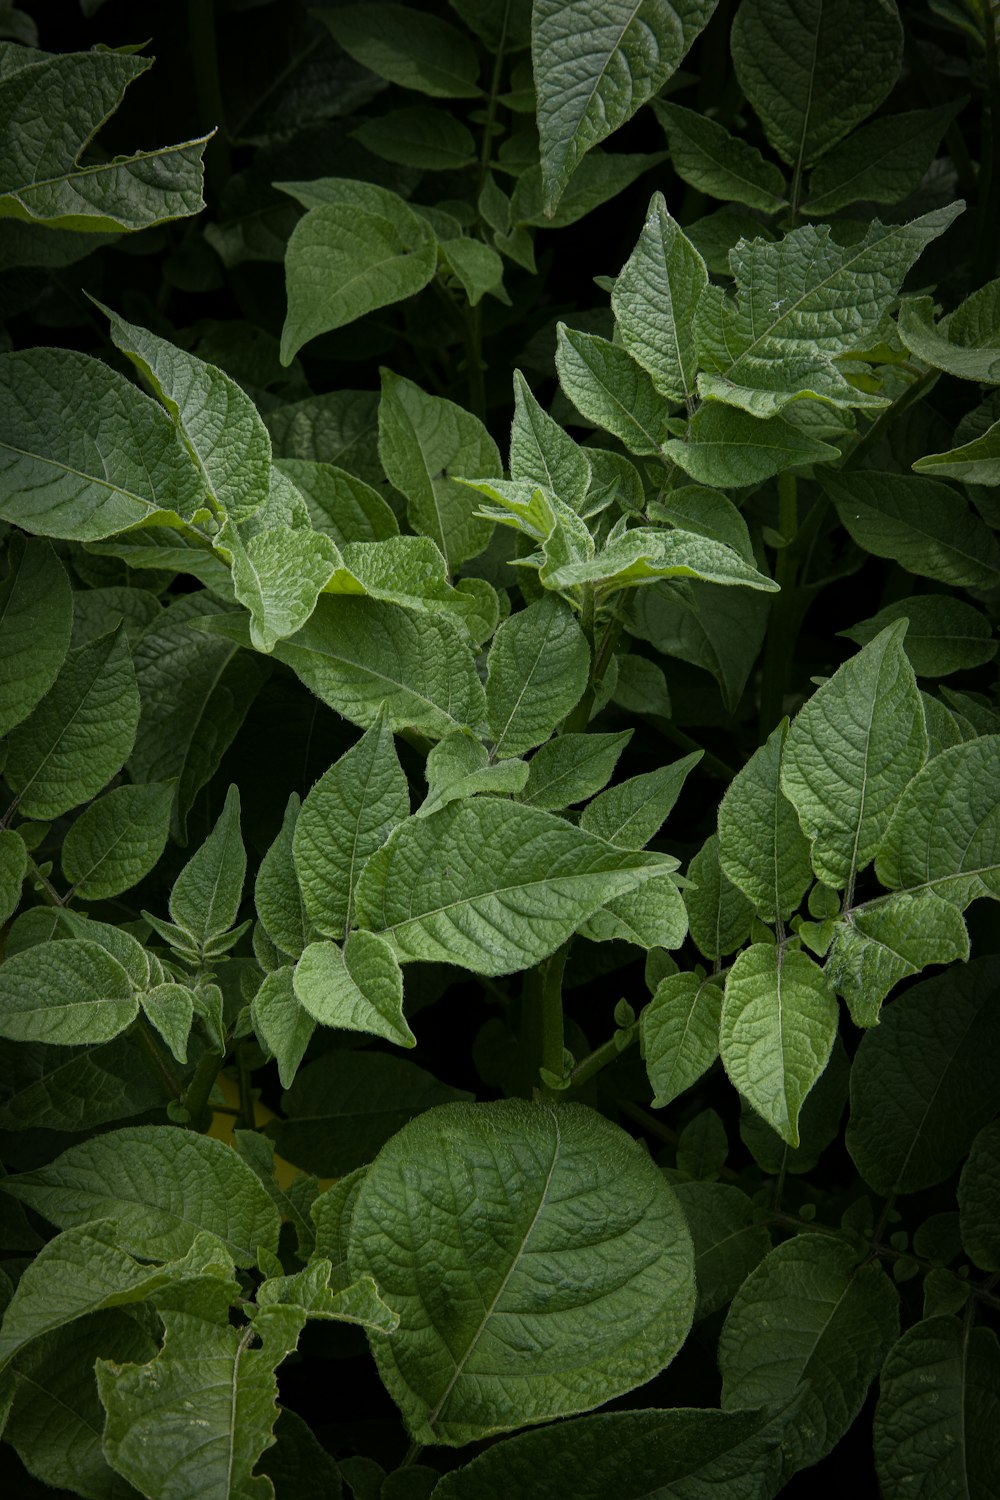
[580, 754, 701, 849]
[841, 595, 997, 678]
[685, 833, 755, 962]
[0, 45, 208, 230]
[348, 1099, 695, 1444]
[611, 192, 707, 407]
[0, 536, 72, 737]
[0, 829, 26, 925]
[69, 585, 161, 652]
[352, 106, 475, 171]
[257, 1409, 345, 1500]
[873, 1318, 1000, 1499]
[719, 1233, 900, 1473]
[61, 781, 174, 900]
[543, 526, 779, 594]
[378, 370, 499, 572]
[510, 151, 667, 230]
[486, 594, 590, 757]
[651, 100, 787, 211]
[578, 872, 688, 950]
[294, 932, 413, 1048]
[1, 1125, 281, 1266]
[141, 984, 196, 1065]
[913, 416, 1000, 484]
[519, 731, 630, 811]
[317, 4, 480, 97]
[294, 707, 409, 938]
[663, 403, 838, 487]
[532, 0, 718, 212]
[510, 370, 591, 509]
[218, 516, 340, 653]
[825, 891, 970, 1027]
[355, 797, 673, 975]
[823, 470, 1000, 589]
[440, 235, 506, 307]
[846, 957, 1000, 1195]
[555, 324, 672, 454]
[897, 281, 1000, 384]
[876, 736, 1000, 907]
[256, 794, 309, 959]
[169, 785, 245, 954]
[803, 104, 960, 215]
[250, 966, 315, 1091]
[419, 733, 528, 817]
[270, 1051, 472, 1177]
[267, 390, 383, 487]
[673, 1182, 773, 1320]
[0, 940, 138, 1046]
[731, 0, 903, 179]
[720, 945, 838, 1148]
[740, 1035, 849, 1177]
[274, 459, 398, 545]
[780, 623, 927, 892]
[0, 1032, 171, 1134]
[626, 579, 770, 713]
[718, 721, 813, 923]
[9, 367, 194, 556]
[642, 971, 722, 1108]
[958, 1121, 1000, 1271]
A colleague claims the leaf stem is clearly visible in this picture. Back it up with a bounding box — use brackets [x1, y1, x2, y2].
[758, 471, 798, 737]
[476, 0, 513, 207]
[568, 1023, 639, 1091]
[519, 942, 570, 1093]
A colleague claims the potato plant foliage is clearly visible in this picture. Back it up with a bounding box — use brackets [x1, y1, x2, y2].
[1, 1, 999, 1496]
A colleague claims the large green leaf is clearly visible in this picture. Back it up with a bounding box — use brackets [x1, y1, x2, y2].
[841, 594, 997, 678]
[486, 594, 590, 757]
[611, 192, 707, 405]
[958, 1121, 1000, 1272]
[0, 44, 208, 230]
[0, 940, 138, 1047]
[354, 797, 673, 975]
[555, 324, 672, 454]
[642, 971, 722, 1109]
[846, 957, 1000, 1195]
[0, 536, 72, 737]
[627, 578, 770, 713]
[824, 891, 970, 1027]
[663, 403, 838, 487]
[897, 281, 1000, 385]
[718, 721, 813, 922]
[317, 4, 480, 96]
[803, 104, 959, 215]
[719, 1233, 899, 1472]
[652, 100, 787, 211]
[532, 0, 718, 212]
[293, 932, 414, 1048]
[0, 1032, 172, 1134]
[168, 785, 245, 955]
[1, 1125, 281, 1266]
[780, 623, 927, 892]
[348, 1099, 695, 1444]
[61, 781, 175, 900]
[578, 872, 688, 950]
[274, 458, 398, 545]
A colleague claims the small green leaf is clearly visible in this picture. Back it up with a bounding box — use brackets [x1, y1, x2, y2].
[652, 100, 787, 211]
[353, 106, 475, 171]
[898, 282, 1000, 385]
[649, 483, 755, 563]
[0, 940, 138, 1046]
[913, 416, 1000, 484]
[803, 105, 960, 215]
[317, 4, 480, 97]
[419, 733, 528, 818]
[520, 731, 630, 811]
[664, 403, 838, 487]
[141, 983, 196, 1064]
[841, 595, 997, 678]
[169, 785, 245, 953]
[61, 781, 174, 900]
[0, 536, 72, 737]
[486, 595, 590, 757]
[542, 525, 779, 594]
[275, 458, 398, 545]
[578, 872, 688, 950]
[217, 512, 340, 653]
[685, 833, 755, 962]
[740, 1037, 850, 1177]
[825, 891, 970, 1027]
[580, 753, 701, 849]
[642, 971, 722, 1109]
[251, 965, 315, 1091]
[294, 932, 414, 1048]
[958, 1121, 1000, 1272]
[719, 721, 813, 923]
[440, 235, 506, 306]
[510, 370, 591, 509]
[255, 793, 309, 959]
[611, 192, 708, 404]
[674, 1182, 773, 1321]
[555, 324, 672, 455]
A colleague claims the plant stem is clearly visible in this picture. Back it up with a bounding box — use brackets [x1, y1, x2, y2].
[179, 1048, 226, 1126]
[235, 1043, 256, 1131]
[758, 471, 798, 737]
[519, 943, 569, 1093]
[475, 0, 512, 207]
[568, 1024, 639, 1091]
[562, 598, 618, 735]
[187, 0, 231, 198]
[539, 942, 569, 1082]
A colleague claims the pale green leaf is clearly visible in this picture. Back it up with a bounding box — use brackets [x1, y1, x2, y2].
[140, 983, 195, 1065]
[825, 890, 970, 1027]
[486, 594, 590, 757]
[664, 403, 838, 486]
[348, 1099, 695, 1444]
[378, 370, 498, 571]
[578, 872, 687, 950]
[626, 578, 770, 712]
[419, 733, 528, 818]
[0, 536, 71, 737]
[217, 516, 340, 653]
[542, 524, 780, 593]
[520, 731, 630, 811]
[61, 781, 174, 900]
[651, 100, 787, 211]
[642, 971, 721, 1108]
[354, 797, 674, 975]
[353, 106, 475, 170]
[0, 829, 25, 925]
[897, 282, 1000, 384]
[293, 707, 409, 939]
[555, 324, 672, 454]
[720, 945, 838, 1147]
[294, 932, 413, 1048]
[674, 1182, 773, 1321]
[580, 753, 700, 849]
[913, 415, 1000, 485]
[780, 623, 927, 891]
[719, 1233, 900, 1472]
[317, 4, 480, 96]
[532, 0, 718, 212]
[0, 939, 137, 1046]
[959, 1121, 1000, 1272]
[612, 191, 708, 403]
[169, 785, 245, 953]
[876, 736, 1000, 906]
[841, 595, 997, 678]
[685, 833, 755, 962]
[326, 536, 493, 639]
[510, 370, 591, 509]
[256, 794, 309, 959]
[251, 966, 315, 1091]
[804, 104, 959, 215]
[847, 957, 1000, 1195]
[274, 459, 398, 545]
[719, 720, 812, 922]
[650, 483, 754, 562]
[1, 1125, 281, 1265]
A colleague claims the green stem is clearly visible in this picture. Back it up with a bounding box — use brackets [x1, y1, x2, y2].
[758, 471, 798, 737]
[475, 0, 513, 207]
[653, 719, 738, 782]
[235, 1043, 256, 1132]
[568, 1024, 639, 1091]
[519, 943, 569, 1093]
[187, 0, 231, 198]
[562, 597, 617, 734]
[179, 1048, 226, 1126]
[26, 855, 68, 907]
[539, 943, 569, 1083]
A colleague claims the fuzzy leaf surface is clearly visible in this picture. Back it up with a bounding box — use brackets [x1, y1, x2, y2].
[611, 192, 707, 404]
[293, 932, 413, 1048]
[718, 720, 812, 922]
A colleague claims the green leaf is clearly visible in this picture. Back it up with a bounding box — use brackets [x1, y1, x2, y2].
[685, 833, 755, 962]
[825, 891, 971, 1026]
[0, 1031, 171, 1133]
[664, 403, 838, 487]
[0, 829, 26, 925]
[803, 104, 960, 215]
[897, 281, 1000, 384]
[317, 4, 480, 97]
[325, 536, 493, 640]
[543, 525, 779, 594]
[256, 794, 309, 959]
[731, 0, 903, 179]
[958, 1121, 1000, 1271]
[0, 45, 208, 230]
[719, 721, 813, 923]
[0, 536, 71, 737]
[486, 595, 590, 757]
[254, 1260, 398, 1335]
[510, 371, 591, 509]
[0, 939, 138, 1046]
[719, 1233, 900, 1472]
[780, 623, 927, 891]
[520, 731, 630, 811]
[419, 733, 528, 817]
[440, 235, 506, 307]
[694, 206, 962, 416]
[378, 370, 499, 572]
[673, 1182, 773, 1321]
[578, 872, 688, 950]
[555, 324, 672, 455]
[642, 971, 722, 1109]
[580, 753, 701, 849]
[651, 100, 787, 211]
[267, 390, 383, 487]
[353, 106, 475, 171]
[611, 192, 707, 405]
[274, 459, 398, 546]
[217, 512, 340, 654]
[355, 797, 674, 975]
[913, 415, 1000, 484]
[169, 785, 245, 954]
[294, 707, 408, 939]
[69, 584, 161, 652]
[294, 932, 414, 1048]
[841, 595, 997, 678]
[740, 1036, 850, 1177]
[720, 945, 838, 1147]
[823, 470, 1000, 589]
[432, 1402, 796, 1499]
[270, 1051, 472, 1178]
[1, 1125, 281, 1266]
[258, 1409, 345, 1500]
[141, 983, 196, 1065]
[627, 578, 770, 713]
[61, 781, 174, 900]
[510, 150, 667, 229]
[876, 736, 1000, 906]
[846, 957, 1000, 1195]
[874, 1318, 1000, 1499]
[250, 966, 315, 1091]
[0, 348, 206, 540]
[532, 0, 718, 212]
[348, 1099, 695, 1444]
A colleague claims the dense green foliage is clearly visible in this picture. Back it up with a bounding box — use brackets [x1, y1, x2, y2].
[1, 1, 999, 1495]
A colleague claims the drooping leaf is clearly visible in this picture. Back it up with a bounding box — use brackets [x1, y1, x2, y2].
[0, 536, 72, 737]
[611, 192, 707, 405]
[293, 931, 414, 1048]
[325, 536, 494, 640]
[486, 594, 590, 757]
[348, 1099, 695, 1444]
[642, 971, 722, 1109]
[663, 403, 838, 487]
[803, 104, 960, 215]
[739, 1036, 850, 1178]
[0, 940, 138, 1047]
[824, 890, 970, 1027]
[61, 781, 174, 900]
[685, 833, 756, 962]
[255, 794, 310, 959]
[841, 594, 997, 678]
[251, 966, 315, 1091]
[958, 1121, 1000, 1272]
[580, 754, 701, 849]
[140, 983, 196, 1065]
[718, 721, 813, 923]
[510, 370, 591, 509]
[519, 731, 630, 811]
[652, 100, 787, 211]
[897, 281, 1000, 385]
[317, 4, 480, 97]
[555, 324, 672, 454]
[168, 785, 245, 955]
